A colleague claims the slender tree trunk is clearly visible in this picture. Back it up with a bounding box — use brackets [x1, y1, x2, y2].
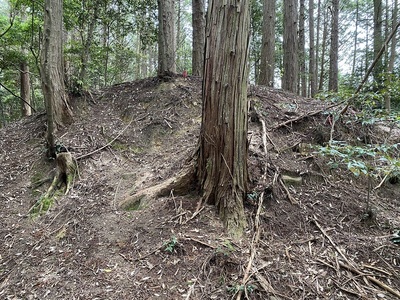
[316, 0, 322, 92]
[373, 0, 383, 86]
[41, 0, 73, 158]
[319, 8, 328, 91]
[298, 0, 306, 96]
[78, 3, 99, 91]
[372, 0, 383, 89]
[352, 0, 359, 76]
[192, 0, 206, 76]
[197, 0, 250, 237]
[328, 0, 339, 92]
[365, 24, 370, 74]
[282, 0, 299, 93]
[158, 0, 176, 76]
[20, 61, 31, 117]
[385, 0, 397, 112]
[259, 0, 276, 87]
[308, 0, 317, 97]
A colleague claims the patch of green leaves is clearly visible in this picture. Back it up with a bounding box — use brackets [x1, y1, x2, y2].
[227, 284, 255, 294]
[163, 236, 178, 253]
[216, 240, 235, 256]
[315, 142, 400, 180]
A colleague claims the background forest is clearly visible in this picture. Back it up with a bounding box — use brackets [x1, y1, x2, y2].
[1, 0, 400, 126]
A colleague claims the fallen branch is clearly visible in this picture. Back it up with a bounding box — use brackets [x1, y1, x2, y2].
[279, 177, 298, 205]
[236, 190, 264, 300]
[339, 261, 400, 299]
[273, 101, 345, 130]
[76, 118, 133, 160]
[312, 216, 355, 268]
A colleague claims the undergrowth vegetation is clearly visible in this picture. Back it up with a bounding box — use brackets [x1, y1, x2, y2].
[315, 86, 400, 185]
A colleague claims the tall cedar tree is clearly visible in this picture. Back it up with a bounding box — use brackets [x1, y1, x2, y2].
[282, 0, 298, 93]
[328, 0, 339, 92]
[259, 0, 276, 87]
[308, 0, 317, 97]
[373, 0, 383, 87]
[192, 0, 206, 76]
[40, 0, 73, 158]
[157, 0, 176, 76]
[197, 0, 250, 237]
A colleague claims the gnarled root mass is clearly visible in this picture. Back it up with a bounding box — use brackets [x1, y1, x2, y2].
[29, 152, 77, 215]
[45, 152, 77, 198]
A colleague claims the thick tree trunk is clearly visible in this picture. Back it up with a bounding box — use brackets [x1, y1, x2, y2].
[192, 0, 206, 76]
[282, 0, 298, 93]
[308, 0, 317, 97]
[259, 0, 276, 87]
[197, 0, 250, 237]
[298, 0, 306, 96]
[41, 0, 73, 157]
[328, 0, 339, 92]
[158, 0, 176, 76]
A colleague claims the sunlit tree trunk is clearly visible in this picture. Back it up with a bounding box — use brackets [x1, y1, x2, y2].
[352, 0, 359, 77]
[158, 0, 176, 76]
[40, 0, 73, 158]
[78, 2, 99, 92]
[373, 0, 383, 87]
[328, 0, 339, 92]
[192, 0, 205, 76]
[197, 0, 250, 237]
[282, 0, 298, 93]
[318, 8, 328, 91]
[385, 0, 398, 112]
[20, 60, 31, 117]
[259, 0, 276, 87]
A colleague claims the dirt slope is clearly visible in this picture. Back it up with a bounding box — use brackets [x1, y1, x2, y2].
[0, 76, 399, 300]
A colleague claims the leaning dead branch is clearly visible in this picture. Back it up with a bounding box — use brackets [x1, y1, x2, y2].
[273, 101, 345, 130]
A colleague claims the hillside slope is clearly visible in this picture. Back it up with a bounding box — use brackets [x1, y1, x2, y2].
[0, 76, 399, 299]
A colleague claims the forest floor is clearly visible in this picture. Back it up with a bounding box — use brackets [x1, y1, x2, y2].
[0, 76, 399, 300]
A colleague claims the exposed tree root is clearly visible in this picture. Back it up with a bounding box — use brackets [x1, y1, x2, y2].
[29, 152, 77, 214]
[119, 166, 197, 210]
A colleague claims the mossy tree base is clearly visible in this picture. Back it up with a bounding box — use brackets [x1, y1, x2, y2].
[30, 152, 77, 215]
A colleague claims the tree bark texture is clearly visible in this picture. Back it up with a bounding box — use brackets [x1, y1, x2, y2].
[20, 61, 31, 117]
[319, 8, 328, 91]
[308, 0, 317, 97]
[328, 0, 339, 92]
[373, 0, 383, 85]
[259, 0, 276, 87]
[41, 0, 73, 157]
[282, 0, 298, 93]
[192, 0, 206, 76]
[158, 0, 176, 76]
[298, 0, 306, 96]
[385, 0, 398, 112]
[197, 0, 250, 237]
